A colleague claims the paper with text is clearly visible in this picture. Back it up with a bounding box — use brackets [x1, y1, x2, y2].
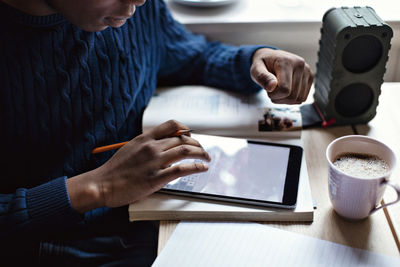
[143, 86, 302, 138]
[152, 222, 400, 267]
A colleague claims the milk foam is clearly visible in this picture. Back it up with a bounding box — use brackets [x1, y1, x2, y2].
[333, 153, 389, 178]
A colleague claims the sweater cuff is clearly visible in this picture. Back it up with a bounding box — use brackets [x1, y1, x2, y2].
[26, 176, 83, 228]
[237, 45, 278, 93]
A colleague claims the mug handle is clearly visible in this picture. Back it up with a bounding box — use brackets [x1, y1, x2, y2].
[371, 181, 400, 214]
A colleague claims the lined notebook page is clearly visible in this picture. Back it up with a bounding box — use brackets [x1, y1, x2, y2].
[153, 222, 400, 267]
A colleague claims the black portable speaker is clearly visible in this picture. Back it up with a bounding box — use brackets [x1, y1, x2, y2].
[312, 6, 393, 126]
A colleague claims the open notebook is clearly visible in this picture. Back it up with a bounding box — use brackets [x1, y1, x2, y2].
[142, 85, 302, 139]
[153, 222, 400, 267]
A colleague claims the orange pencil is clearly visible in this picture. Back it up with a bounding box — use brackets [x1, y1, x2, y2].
[91, 129, 193, 154]
[171, 129, 192, 136]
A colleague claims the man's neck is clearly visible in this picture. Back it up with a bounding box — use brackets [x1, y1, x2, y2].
[1, 0, 56, 16]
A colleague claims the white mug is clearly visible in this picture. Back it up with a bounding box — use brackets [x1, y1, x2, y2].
[326, 135, 400, 220]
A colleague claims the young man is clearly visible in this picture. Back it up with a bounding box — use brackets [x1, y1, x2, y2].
[0, 0, 313, 265]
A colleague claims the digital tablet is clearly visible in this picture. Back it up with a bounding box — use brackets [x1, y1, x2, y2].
[160, 134, 303, 209]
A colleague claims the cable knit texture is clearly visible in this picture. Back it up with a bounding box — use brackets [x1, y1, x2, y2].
[0, 0, 266, 239]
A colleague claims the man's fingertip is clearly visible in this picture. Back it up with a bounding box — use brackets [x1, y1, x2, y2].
[193, 161, 208, 171]
[201, 162, 209, 170]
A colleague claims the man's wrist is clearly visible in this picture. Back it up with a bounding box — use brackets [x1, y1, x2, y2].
[66, 170, 104, 214]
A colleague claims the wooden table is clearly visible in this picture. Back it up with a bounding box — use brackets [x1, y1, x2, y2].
[157, 82, 400, 258]
[355, 82, 400, 251]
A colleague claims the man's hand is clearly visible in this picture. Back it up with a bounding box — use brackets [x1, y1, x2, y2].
[67, 120, 211, 213]
[250, 48, 314, 104]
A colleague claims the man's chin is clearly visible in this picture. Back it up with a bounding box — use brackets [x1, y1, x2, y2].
[78, 23, 110, 32]
[79, 19, 128, 32]
[104, 17, 128, 28]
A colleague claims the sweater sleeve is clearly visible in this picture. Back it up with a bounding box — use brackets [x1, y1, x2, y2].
[156, 0, 276, 94]
[0, 176, 84, 238]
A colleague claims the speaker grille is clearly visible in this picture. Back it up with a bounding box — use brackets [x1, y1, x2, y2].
[342, 35, 383, 73]
[335, 83, 374, 117]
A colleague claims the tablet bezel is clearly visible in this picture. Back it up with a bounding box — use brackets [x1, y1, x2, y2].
[159, 140, 303, 209]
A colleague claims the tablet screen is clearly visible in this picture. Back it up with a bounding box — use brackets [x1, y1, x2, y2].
[162, 134, 301, 207]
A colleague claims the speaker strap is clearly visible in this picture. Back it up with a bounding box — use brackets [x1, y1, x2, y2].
[300, 103, 336, 129]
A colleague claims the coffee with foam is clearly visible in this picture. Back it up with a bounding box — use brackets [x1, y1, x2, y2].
[333, 153, 389, 179]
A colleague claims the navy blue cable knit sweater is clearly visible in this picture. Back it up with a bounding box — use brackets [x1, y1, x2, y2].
[0, 0, 266, 239]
